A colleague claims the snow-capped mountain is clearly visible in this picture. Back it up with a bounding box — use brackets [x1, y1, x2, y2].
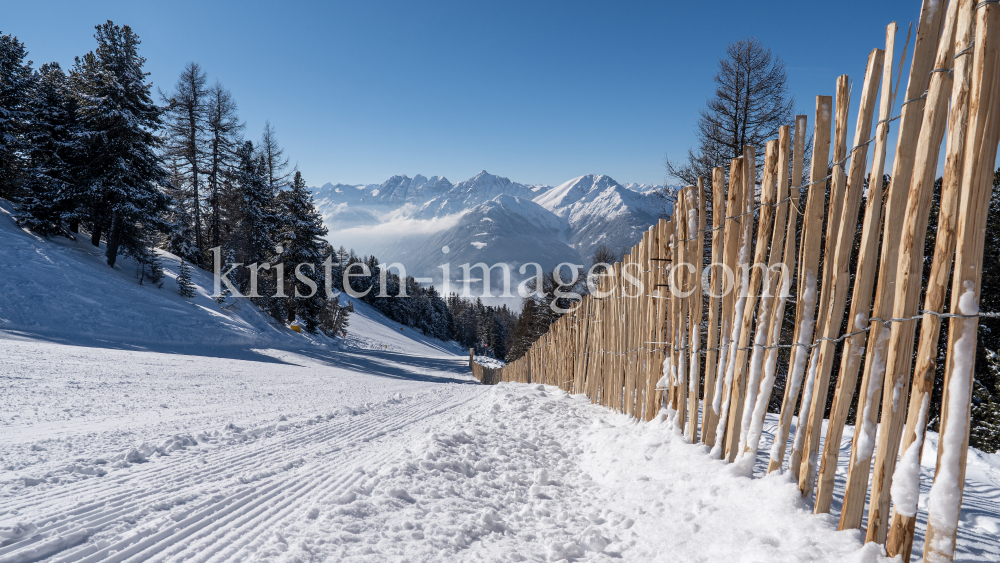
[311, 171, 672, 292]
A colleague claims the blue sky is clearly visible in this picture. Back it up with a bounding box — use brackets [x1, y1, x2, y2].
[7, 0, 918, 187]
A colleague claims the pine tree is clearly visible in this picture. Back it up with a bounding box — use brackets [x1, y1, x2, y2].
[15, 62, 86, 236]
[0, 31, 34, 199]
[162, 62, 208, 265]
[177, 258, 196, 298]
[72, 21, 170, 267]
[319, 295, 352, 338]
[275, 171, 329, 332]
[225, 140, 281, 314]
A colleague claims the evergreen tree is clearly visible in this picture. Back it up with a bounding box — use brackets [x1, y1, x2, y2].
[0, 31, 34, 199]
[319, 295, 352, 338]
[275, 171, 329, 332]
[15, 62, 85, 236]
[71, 21, 170, 267]
[225, 140, 281, 317]
[176, 258, 196, 297]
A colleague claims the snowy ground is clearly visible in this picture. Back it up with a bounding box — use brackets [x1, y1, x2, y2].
[1, 203, 998, 562]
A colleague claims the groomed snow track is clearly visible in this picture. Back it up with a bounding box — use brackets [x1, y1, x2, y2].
[0, 388, 477, 563]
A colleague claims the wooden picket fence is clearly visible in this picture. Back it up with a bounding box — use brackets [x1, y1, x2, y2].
[470, 349, 503, 385]
[474, 2, 1000, 560]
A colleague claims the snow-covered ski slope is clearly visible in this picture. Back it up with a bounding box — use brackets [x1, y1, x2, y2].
[1, 202, 999, 562]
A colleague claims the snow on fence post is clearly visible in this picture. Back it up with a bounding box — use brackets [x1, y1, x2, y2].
[723, 146, 759, 462]
[768, 96, 832, 475]
[887, 3, 975, 556]
[792, 73, 851, 489]
[922, 3, 1000, 559]
[803, 47, 885, 506]
[840, 0, 945, 530]
[701, 167, 727, 445]
[868, 1, 965, 539]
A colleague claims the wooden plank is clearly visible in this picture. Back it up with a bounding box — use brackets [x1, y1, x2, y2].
[923, 5, 1000, 558]
[709, 158, 745, 456]
[701, 167, 727, 445]
[865, 1, 965, 541]
[839, 0, 947, 531]
[801, 46, 886, 506]
[724, 145, 766, 462]
[767, 98, 833, 474]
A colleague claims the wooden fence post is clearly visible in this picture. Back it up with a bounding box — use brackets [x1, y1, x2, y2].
[815, 25, 898, 513]
[790, 76, 850, 480]
[801, 47, 884, 502]
[867, 0, 965, 540]
[923, 4, 1000, 558]
[767, 97, 833, 475]
[702, 167, 727, 445]
[734, 139, 781, 456]
[647, 218, 670, 420]
[710, 157, 745, 456]
[688, 180, 704, 442]
[740, 129, 792, 459]
[675, 189, 690, 429]
[839, 0, 946, 530]
[886, 2, 975, 556]
[724, 146, 764, 462]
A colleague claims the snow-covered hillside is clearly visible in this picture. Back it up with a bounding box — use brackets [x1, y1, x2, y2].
[311, 171, 674, 295]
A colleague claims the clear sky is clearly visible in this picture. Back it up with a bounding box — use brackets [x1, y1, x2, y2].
[6, 0, 919, 188]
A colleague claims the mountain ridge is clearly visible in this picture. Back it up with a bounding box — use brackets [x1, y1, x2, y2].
[310, 171, 673, 295]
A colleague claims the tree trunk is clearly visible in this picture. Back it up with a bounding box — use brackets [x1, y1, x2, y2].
[91, 224, 102, 247]
[69, 219, 79, 233]
[105, 213, 124, 267]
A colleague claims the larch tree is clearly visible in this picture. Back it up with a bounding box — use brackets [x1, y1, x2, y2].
[666, 37, 795, 188]
[205, 81, 244, 249]
[162, 62, 208, 265]
[258, 120, 289, 188]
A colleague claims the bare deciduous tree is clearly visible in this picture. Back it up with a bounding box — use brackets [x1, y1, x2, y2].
[666, 37, 795, 188]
